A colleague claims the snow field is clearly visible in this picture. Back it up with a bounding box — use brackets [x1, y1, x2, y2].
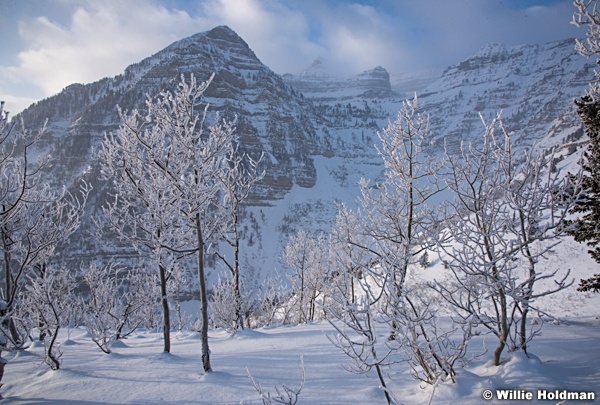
[2, 314, 598, 404]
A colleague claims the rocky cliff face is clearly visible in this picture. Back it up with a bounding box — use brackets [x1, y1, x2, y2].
[20, 26, 320, 202]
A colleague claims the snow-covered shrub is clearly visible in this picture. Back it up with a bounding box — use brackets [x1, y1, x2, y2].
[282, 231, 332, 324]
[248, 272, 291, 328]
[210, 274, 244, 332]
[82, 263, 156, 354]
[247, 355, 305, 405]
[435, 113, 575, 364]
[386, 287, 473, 385]
[21, 266, 77, 370]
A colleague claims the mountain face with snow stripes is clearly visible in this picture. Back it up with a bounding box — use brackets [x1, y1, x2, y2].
[15, 26, 594, 276]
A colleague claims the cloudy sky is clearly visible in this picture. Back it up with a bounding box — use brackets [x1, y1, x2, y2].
[0, 0, 584, 115]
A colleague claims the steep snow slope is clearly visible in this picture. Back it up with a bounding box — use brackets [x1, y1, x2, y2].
[389, 66, 444, 96]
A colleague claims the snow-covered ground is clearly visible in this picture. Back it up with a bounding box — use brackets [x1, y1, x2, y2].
[2, 315, 598, 404]
[3, 230, 599, 404]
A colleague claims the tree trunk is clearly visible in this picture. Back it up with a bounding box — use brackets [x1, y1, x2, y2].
[299, 265, 305, 324]
[1, 238, 21, 347]
[493, 288, 509, 366]
[47, 326, 61, 370]
[0, 355, 6, 399]
[232, 218, 244, 329]
[196, 213, 212, 373]
[366, 309, 391, 405]
[159, 262, 171, 353]
[483, 228, 509, 367]
[518, 210, 536, 355]
[2, 229, 10, 302]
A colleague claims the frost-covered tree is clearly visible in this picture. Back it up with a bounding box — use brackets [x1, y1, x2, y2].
[354, 96, 442, 297]
[282, 230, 331, 324]
[0, 101, 89, 348]
[326, 262, 396, 405]
[499, 141, 575, 353]
[1, 184, 88, 345]
[328, 204, 370, 308]
[82, 263, 157, 354]
[210, 273, 253, 332]
[0, 101, 43, 233]
[20, 265, 76, 370]
[213, 145, 264, 330]
[435, 114, 574, 365]
[436, 115, 515, 367]
[168, 261, 194, 332]
[282, 230, 311, 324]
[387, 284, 472, 385]
[0, 101, 88, 392]
[251, 272, 289, 328]
[99, 74, 235, 372]
[325, 98, 451, 402]
[99, 116, 178, 353]
[573, 0, 600, 61]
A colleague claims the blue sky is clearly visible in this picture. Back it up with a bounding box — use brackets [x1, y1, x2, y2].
[0, 0, 583, 114]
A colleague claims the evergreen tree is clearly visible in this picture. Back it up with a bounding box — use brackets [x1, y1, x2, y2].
[566, 96, 600, 264]
[567, 1, 600, 292]
[577, 274, 600, 292]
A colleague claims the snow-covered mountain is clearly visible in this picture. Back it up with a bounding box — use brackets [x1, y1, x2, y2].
[17, 26, 325, 272]
[419, 39, 594, 155]
[282, 59, 392, 100]
[21, 26, 320, 201]
[13, 27, 596, 281]
[389, 66, 444, 96]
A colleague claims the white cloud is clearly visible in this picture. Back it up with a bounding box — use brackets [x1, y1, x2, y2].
[315, 3, 410, 75]
[199, 0, 325, 73]
[4, 0, 329, 110]
[0, 93, 38, 118]
[393, 1, 580, 68]
[10, 0, 206, 97]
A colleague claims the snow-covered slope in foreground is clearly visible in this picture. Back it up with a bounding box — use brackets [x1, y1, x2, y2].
[3, 317, 599, 404]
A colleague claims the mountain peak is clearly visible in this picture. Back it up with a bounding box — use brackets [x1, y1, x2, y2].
[206, 25, 244, 42]
[160, 25, 253, 60]
[299, 57, 331, 78]
[283, 64, 391, 100]
[473, 42, 508, 59]
[309, 57, 324, 69]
